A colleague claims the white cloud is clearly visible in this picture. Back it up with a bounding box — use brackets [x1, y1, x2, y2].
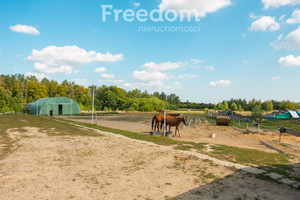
[204, 66, 216, 71]
[178, 74, 198, 79]
[123, 81, 164, 89]
[73, 70, 80, 74]
[133, 2, 140, 9]
[249, 12, 260, 19]
[132, 70, 170, 81]
[26, 45, 124, 74]
[173, 82, 182, 89]
[209, 80, 231, 86]
[113, 80, 125, 84]
[123, 81, 181, 90]
[159, 0, 232, 18]
[34, 63, 73, 74]
[287, 9, 300, 24]
[249, 16, 280, 31]
[262, 0, 300, 9]
[142, 61, 186, 71]
[8, 67, 17, 71]
[278, 55, 300, 67]
[100, 73, 115, 79]
[280, 26, 300, 49]
[27, 45, 124, 66]
[25, 72, 47, 80]
[9, 24, 40, 35]
[272, 76, 281, 80]
[242, 60, 248, 64]
[279, 15, 286, 21]
[270, 34, 283, 49]
[71, 79, 88, 86]
[99, 79, 125, 84]
[94, 67, 107, 73]
[191, 59, 203, 64]
[126, 60, 197, 90]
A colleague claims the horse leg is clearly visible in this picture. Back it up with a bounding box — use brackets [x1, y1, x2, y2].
[177, 126, 181, 138]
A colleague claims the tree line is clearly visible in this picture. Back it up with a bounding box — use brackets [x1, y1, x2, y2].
[179, 98, 299, 114]
[0, 74, 180, 112]
[0, 74, 298, 113]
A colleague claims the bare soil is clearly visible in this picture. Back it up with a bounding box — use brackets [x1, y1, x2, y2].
[0, 126, 299, 200]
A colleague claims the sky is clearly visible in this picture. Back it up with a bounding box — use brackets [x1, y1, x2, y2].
[0, 0, 300, 103]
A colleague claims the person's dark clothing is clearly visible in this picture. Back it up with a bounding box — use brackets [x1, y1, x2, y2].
[50, 110, 53, 118]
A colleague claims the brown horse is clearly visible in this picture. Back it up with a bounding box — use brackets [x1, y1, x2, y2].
[165, 116, 187, 137]
[152, 114, 175, 132]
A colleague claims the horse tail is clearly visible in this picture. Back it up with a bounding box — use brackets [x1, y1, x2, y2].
[152, 116, 155, 131]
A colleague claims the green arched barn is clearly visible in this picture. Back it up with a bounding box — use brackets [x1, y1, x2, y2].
[29, 97, 81, 115]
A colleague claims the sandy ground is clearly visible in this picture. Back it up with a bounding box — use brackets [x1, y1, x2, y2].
[64, 114, 300, 157]
[1, 126, 300, 200]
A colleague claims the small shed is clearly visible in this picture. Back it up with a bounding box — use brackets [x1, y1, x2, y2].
[29, 97, 81, 115]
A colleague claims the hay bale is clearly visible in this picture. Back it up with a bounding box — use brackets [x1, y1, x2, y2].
[216, 116, 230, 126]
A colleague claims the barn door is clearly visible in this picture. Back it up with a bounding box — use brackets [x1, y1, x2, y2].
[59, 105, 63, 115]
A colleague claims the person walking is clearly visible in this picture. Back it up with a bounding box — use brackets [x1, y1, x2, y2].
[50, 109, 53, 119]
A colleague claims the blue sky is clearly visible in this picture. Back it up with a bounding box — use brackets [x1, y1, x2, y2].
[0, 0, 300, 103]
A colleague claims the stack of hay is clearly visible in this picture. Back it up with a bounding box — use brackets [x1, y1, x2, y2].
[216, 116, 230, 126]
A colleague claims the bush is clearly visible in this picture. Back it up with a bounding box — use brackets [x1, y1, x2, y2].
[252, 105, 262, 117]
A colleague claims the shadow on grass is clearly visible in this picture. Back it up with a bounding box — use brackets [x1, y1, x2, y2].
[173, 163, 300, 200]
[259, 141, 284, 154]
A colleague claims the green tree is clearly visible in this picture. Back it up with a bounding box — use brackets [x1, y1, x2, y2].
[279, 101, 287, 110]
[27, 81, 47, 102]
[0, 88, 6, 112]
[252, 105, 262, 117]
[238, 105, 243, 111]
[266, 100, 273, 111]
[217, 102, 223, 110]
[230, 102, 238, 111]
[223, 101, 229, 111]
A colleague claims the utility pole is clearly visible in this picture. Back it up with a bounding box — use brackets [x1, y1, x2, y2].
[22, 79, 24, 113]
[164, 110, 166, 137]
[91, 88, 95, 124]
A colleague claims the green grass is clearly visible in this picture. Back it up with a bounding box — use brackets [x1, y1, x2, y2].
[209, 144, 291, 166]
[229, 118, 300, 132]
[260, 120, 300, 131]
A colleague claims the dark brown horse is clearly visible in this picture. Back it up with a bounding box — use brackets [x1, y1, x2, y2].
[165, 116, 187, 137]
[152, 114, 174, 132]
[152, 114, 180, 131]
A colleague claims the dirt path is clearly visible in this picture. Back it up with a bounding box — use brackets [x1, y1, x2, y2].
[1, 124, 299, 199]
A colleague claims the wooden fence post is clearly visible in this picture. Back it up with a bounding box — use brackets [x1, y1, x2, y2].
[279, 132, 282, 142]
